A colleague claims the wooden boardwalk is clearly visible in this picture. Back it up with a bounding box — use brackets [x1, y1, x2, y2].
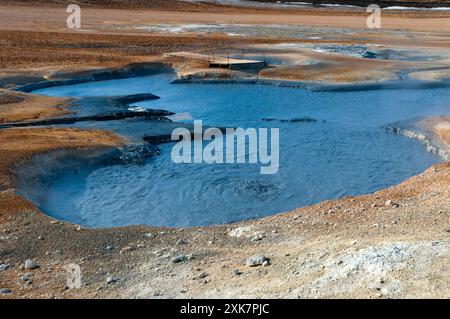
[164, 51, 265, 70]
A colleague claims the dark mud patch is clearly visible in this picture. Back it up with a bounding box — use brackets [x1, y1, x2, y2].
[0, 91, 25, 105]
[262, 116, 319, 123]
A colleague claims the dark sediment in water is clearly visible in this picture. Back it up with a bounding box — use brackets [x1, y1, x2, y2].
[262, 116, 319, 123]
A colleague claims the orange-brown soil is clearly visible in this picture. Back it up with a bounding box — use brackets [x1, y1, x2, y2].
[0, 3, 449, 299]
[0, 91, 70, 124]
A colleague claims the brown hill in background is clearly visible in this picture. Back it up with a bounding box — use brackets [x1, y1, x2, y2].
[249, 0, 450, 8]
[2, 0, 450, 10]
[0, 0, 205, 10]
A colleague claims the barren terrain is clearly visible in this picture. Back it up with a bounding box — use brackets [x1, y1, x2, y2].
[0, 2, 449, 299]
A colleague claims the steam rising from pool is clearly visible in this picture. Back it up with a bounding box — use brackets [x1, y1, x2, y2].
[29, 74, 448, 227]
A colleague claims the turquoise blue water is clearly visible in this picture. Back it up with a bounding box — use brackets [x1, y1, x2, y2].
[31, 74, 448, 227]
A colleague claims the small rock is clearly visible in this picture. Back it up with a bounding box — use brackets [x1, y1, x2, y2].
[76, 226, 82, 231]
[385, 200, 398, 207]
[233, 269, 243, 276]
[171, 255, 187, 263]
[106, 276, 118, 284]
[0, 288, 11, 295]
[120, 246, 134, 254]
[145, 232, 155, 238]
[246, 254, 269, 267]
[176, 239, 187, 245]
[251, 234, 264, 242]
[105, 245, 113, 251]
[431, 241, 441, 247]
[186, 253, 195, 260]
[24, 259, 38, 270]
[198, 272, 208, 279]
[0, 263, 10, 272]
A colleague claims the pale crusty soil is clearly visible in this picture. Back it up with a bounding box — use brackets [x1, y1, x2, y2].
[0, 4, 449, 299]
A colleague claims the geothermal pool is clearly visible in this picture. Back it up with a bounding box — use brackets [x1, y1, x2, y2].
[30, 74, 449, 227]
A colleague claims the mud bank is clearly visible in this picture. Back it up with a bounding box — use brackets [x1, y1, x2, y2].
[14, 147, 118, 209]
[172, 76, 450, 92]
[0, 104, 171, 129]
[386, 118, 450, 161]
[14, 144, 162, 213]
[15, 62, 174, 93]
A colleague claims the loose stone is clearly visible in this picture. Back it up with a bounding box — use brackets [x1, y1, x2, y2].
[0, 288, 12, 295]
[24, 259, 38, 270]
[172, 255, 187, 263]
[246, 255, 269, 267]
